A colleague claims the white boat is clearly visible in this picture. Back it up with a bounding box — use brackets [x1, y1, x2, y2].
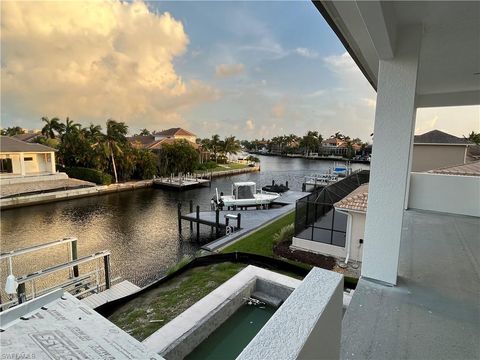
[215, 182, 280, 209]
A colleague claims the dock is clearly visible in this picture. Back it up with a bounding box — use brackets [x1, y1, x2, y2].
[81, 280, 140, 309]
[153, 173, 211, 190]
[178, 191, 309, 252]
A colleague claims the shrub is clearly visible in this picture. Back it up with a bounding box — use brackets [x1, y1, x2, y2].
[66, 167, 112, 185]
[272, 223, 295, 246]
[196, 161, 218, 171]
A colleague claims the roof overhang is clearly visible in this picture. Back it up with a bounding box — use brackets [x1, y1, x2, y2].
[314, 1, 480, 107]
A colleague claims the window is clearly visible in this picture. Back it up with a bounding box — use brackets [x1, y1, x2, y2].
[24, 157, 33, 161]
[0, 158, 13, 173]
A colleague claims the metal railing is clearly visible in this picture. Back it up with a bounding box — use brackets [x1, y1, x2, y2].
[0, 237, 113, 311]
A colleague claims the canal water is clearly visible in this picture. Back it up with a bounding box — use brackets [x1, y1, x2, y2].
[0, 156, 368, 289]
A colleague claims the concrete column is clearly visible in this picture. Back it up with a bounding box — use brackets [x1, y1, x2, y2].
[19, 152, 26, 176]
[361, 27, 422, 285]
[50, 152, 56, 174]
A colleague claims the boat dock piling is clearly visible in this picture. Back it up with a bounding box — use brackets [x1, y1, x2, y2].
[178, 201, 242, 242]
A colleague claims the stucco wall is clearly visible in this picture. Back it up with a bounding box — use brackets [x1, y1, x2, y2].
[349, 212, 365, 261]
[412, 145, 466, 172]
[409, 172, 480, 217]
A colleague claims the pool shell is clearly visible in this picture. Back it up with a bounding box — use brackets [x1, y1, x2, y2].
[142, 266, 301, 360]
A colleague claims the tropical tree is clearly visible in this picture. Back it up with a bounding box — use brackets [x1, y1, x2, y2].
[221, 136, 241, 156]
[1, 126, 25, 136]
[300, 131, 322, 155]
[209, 134, 222, 162]
[105, 119, 128, 183]
[41, 117, 62, 139]
[157, 140, 199, 176]
[138, 128, 151, 136]
[465, 131, 480, 145]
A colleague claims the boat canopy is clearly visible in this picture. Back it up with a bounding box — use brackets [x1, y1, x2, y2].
[233, 182, 256, 186]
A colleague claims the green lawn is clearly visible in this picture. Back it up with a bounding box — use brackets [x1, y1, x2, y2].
[221, 212, 312, 271]
[196, 162, 250, 174]
[108, 262, 246, 341]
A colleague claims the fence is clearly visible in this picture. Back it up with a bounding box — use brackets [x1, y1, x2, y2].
[294, 170, 370, 246]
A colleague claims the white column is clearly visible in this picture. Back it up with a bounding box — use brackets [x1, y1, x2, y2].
[361, 27, 422, 285]
[19, 152, 26, 176]
[50, 152, 56, 174]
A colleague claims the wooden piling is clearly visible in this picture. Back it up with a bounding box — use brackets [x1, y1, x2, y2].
[190, 200, 194, 232]
[71, 239, 79, 277]
[237, 213, 241, 229]
[196, 205, 200, 242]
[17, 283, 27, 304]
[177, 203, 182, 235]
[103, 254, 111, 289]
[215, 209, 220, 238]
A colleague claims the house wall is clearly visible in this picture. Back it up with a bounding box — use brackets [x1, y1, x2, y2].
[0, 152, 55, 177]
[412, 145, 467, 172]
[408, 172, 480, 217]
[0, 153, 22, 175]
[291, 211, 366, 263]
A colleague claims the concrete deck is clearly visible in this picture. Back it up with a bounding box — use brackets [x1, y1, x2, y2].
[341, 210, 480, 359]
[0, 177, 95, 198]
[190, 190, 309, 251]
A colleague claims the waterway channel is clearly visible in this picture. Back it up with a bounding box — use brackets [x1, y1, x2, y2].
[0, 156, 368, 291]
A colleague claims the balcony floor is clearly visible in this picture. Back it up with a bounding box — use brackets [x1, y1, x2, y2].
[341, 210, 480, 359]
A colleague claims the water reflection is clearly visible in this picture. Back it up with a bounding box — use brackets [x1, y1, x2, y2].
[0, 156, 368, 288]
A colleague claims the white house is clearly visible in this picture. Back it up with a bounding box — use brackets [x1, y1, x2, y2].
[0, 136, 57, 178]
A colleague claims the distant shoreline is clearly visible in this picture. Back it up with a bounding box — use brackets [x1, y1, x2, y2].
[247, 152, 370, 164]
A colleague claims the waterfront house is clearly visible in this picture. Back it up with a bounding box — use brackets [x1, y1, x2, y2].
[0, 136, 57, 179]
[412, 129, 471, 171]
[129, 127, 198, 150]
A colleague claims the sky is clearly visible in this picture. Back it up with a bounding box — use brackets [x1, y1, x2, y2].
[1, 0, 478, 141]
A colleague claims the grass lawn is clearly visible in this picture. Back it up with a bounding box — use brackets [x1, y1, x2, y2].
[221, 212, 313, 271]
[108, 262, 246, 341]
[196, 162, 250, 174]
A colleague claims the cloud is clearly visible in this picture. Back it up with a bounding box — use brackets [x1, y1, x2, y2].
[1, 0, 218, 131]
[245, 118, 255, 130]
[215, 63, 245, 78]
[271, 103, 286, 118]
[294, 47, 319, 59]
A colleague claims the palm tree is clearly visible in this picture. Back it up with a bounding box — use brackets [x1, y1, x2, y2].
[83, 123, 103, 140]
[41, 117, 62, 139]
[139, 128, 151, 136]
[210, 134, 221, 162]
[105, 119, 128, 183]
[222, 136, 241, 156]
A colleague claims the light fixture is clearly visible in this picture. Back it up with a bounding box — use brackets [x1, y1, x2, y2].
[4, 256, 18, 295]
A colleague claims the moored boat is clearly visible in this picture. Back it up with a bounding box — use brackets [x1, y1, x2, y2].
[214, 182, 280, 209]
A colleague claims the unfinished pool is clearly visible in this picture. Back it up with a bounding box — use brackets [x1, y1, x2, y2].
[143, 265, 301, 360]
[185, 302, 276, 360]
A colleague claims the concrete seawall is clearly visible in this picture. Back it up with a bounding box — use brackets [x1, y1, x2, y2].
[198, 165, 260, 179]
[0, 166, 260, 209]
[0, 180, 153, 210]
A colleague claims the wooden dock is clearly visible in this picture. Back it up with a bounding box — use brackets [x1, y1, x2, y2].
[81, 280, 140, 309]
[153, 174, 211, 190]
[178, 191, 310, 251]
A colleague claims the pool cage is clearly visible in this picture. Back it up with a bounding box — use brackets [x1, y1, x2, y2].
[294, 170, 370, 247]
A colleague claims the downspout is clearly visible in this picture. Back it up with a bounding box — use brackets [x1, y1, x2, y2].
[336, 208, 352, 267]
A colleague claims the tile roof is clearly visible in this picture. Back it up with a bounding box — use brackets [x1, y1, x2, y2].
[147, 138, 199, 150]
[0, 136, 56, 152]
[128, 135, 156, 148]
[334, 183, 369, 213]
[429, 160, 480, 177]
[13, 132, 42, 142]
[153, 127, 196, 137]
[414, 130, 471, 145]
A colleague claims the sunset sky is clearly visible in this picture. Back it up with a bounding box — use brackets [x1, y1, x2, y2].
[1, 1, 478, 140]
